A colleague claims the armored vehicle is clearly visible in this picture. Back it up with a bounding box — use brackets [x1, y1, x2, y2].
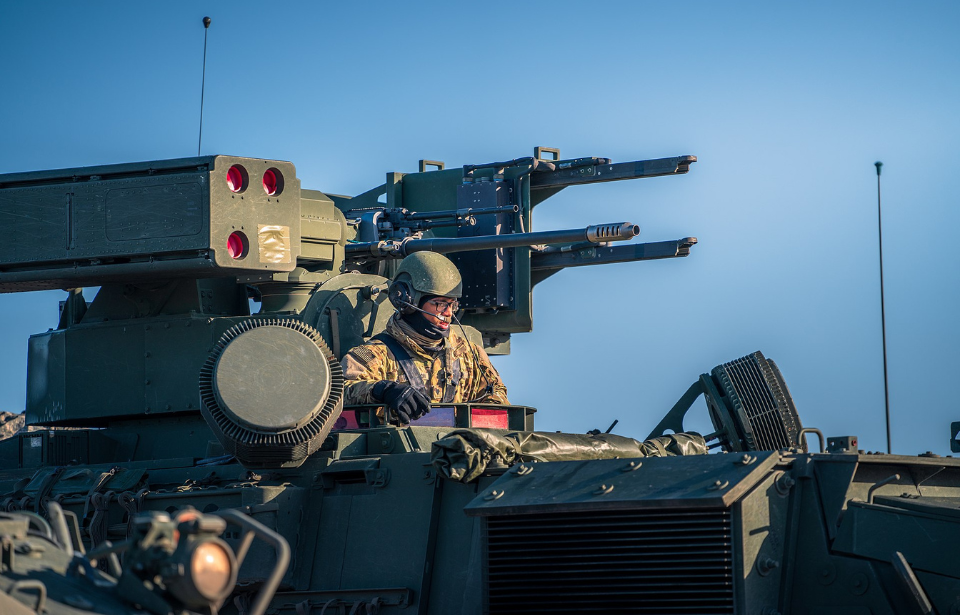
[0, 150, 957, 614]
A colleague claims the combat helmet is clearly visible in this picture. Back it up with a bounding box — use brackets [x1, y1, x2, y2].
[388, 252, 462, 314]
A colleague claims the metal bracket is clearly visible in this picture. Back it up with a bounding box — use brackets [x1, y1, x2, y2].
[418, 160, 445, 172]
[534, 146, 560, 161]
[826, 436, 858, 453]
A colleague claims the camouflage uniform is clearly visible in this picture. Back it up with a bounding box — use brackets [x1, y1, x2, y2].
[342, 314, 509, 406]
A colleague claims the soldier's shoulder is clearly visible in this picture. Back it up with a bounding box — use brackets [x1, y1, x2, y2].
[451, 334, 483, 357]
[344, 339, 388, 364]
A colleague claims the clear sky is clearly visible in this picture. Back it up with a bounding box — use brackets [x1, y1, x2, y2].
[1, 1, 957, 454]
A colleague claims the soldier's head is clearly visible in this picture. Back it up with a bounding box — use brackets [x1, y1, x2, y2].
[389, 252, 462, 338]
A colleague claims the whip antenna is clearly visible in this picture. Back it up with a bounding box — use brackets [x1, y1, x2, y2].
[197, 16, 212, 156]
[875, 161, 892, 454]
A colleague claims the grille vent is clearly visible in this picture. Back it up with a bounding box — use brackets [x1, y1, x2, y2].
[485, 508, 733, 615]
[712, 352, 801, 451]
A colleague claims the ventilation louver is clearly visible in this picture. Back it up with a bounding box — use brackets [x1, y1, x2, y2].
[484, 509, 734, 614]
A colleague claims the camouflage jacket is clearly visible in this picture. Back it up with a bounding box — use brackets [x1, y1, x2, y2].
[341, 315, 509, 406]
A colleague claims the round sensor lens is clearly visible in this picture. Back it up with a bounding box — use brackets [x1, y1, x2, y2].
[227, 232, 247, 259]
[226, 165, 246, 193]
[262, 168, 283, 196]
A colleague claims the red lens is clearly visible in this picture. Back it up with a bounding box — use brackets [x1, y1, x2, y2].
[262, 168, 283, 196]
[226, 165, 246, 193]
[471, 408, 509, 429]
[227, 232, 247, 259]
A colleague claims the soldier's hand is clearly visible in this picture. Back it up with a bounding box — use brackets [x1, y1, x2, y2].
[372, 381, 431, 425]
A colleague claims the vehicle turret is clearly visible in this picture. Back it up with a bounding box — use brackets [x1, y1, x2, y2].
[0, 150, 695, 440]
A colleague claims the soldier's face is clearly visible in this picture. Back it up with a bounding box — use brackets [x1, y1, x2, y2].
[422, 297, 458, 331]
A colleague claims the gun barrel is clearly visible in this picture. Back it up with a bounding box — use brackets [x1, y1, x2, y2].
[345, 222, 640, 259]
[530, 155, 696, 190]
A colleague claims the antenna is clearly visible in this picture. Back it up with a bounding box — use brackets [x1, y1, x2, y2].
[197, 16, 212, 156]
[875, 161, 892, 454]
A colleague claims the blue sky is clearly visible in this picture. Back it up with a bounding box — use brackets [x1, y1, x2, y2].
[1, 2, 958, 454]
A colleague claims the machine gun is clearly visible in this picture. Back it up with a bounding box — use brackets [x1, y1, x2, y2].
[336, 150, 697, 335]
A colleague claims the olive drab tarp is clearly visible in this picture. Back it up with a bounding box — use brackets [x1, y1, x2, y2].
[431, 430, 708, 483]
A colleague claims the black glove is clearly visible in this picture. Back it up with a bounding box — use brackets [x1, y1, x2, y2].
[371, 381, 431, 425]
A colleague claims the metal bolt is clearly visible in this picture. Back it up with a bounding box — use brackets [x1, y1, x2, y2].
[512, 464, 533, 476]
[757, 557, 780, 576]
[775, 473, 796, 495]
[707, 479, 729, 491]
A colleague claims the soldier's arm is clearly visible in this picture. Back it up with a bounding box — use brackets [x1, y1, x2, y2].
[341, 343, 390, 405]
[473, 344, 510, 404]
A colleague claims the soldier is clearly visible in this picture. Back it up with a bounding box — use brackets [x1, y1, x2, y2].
[341, 252, 509, 424]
